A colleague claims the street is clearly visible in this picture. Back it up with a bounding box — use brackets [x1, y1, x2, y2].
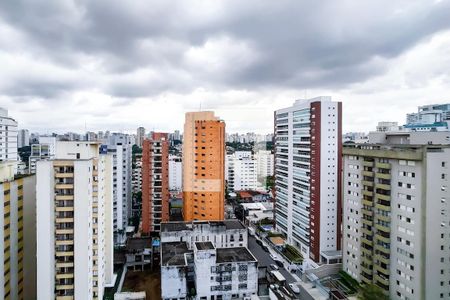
[248, 235, 314, 300]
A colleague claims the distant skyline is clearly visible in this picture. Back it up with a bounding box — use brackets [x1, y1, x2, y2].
[1, 1, 450, 134]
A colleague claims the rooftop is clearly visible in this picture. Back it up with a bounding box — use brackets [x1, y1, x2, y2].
[126, 237, 152, 252]
[216, 247, 256, 263]
[161, 242, 191, 266]
[161, 222, 190, 232]
[195, 241, 215, 250]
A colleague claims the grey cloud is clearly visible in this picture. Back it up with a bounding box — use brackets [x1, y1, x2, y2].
[0, 0, 450, 100]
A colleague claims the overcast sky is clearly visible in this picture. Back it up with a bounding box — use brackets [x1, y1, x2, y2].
[1, 0, 450, 135]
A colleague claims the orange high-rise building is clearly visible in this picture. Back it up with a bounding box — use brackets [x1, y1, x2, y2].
[142, 132, 169, 234]
[183, 112, 225, 221]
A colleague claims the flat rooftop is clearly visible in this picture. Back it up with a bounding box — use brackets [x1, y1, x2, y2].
[161, 242, 192, 266]
[126, 237, 152, 252]
[195, 241, 215, 250]
[161, 222, 190, 232]
[216, 247, 256, 263]
[223, 220, 245, 230]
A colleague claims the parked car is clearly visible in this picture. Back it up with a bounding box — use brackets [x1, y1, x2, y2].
[270, 264, 279, 270]
[288, 283, 300, 294]
[256, 239, 263, 246]
[262, 245, 270, 252]
[270, 254, 278, 261]
[275, 259, 284, 268]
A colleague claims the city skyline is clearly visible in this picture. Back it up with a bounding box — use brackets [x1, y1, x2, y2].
[1, 1, 450, 134]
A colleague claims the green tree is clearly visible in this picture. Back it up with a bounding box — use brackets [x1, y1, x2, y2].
[358, 283, 389, 300]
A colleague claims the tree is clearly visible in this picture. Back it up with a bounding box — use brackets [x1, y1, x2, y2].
[358, 283, 389, 300]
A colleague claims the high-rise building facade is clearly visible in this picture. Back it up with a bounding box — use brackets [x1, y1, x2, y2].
[136, 127, 145, 148]
[405, 103, 450, 131]
[18, 129, 29, 148]
[0, 108, 18, 163]
[226, 151, 258, 192]
[274, 96, 342, 263]
[169, 155, 182, 191]
[105, 133, 132, 244]
[256, 150, 274, 179]
[182, 112, 225, 221]
[142, 133, 169, 234]
[36, 142, 114, 300]
[0, 163, 36, 300]
[342, 144, 450, 300]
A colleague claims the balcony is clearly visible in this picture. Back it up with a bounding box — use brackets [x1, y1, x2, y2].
[375, 162, 390, 169]
[376, 173, 391, 180]
[362, 199, 373, 207]
[361, 237, 373, 246]
[56, 229, 74, 235]
[55, 184, 74, 189]
[55, 195, 74, 201]
[375, 254, 390, 265]
[375, 183, 391, 190]
[362, 180, 374, 187]
[363, 161, 374, 167]
[375, 202, 390, 212]
[56, 240, 74, 246]
[55, 173, 74, 178]
[362, 170, 374, 177]
[56, 251, 74, 257]
[374, 274, 389, 288]
[56, 207, 74, 212]
[374, 244, 390, 255]
[361, 208, 373, 216]
[56, 218, 74, 223]
[376, 193, 390, 201]
[56, 273, 74, 279]
[362, 190, 373, 197]
[375, 223, 390, 233]
[362, 218, 373, 226]
[56, 262, 74, 268]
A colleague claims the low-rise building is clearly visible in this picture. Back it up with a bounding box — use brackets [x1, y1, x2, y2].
[161, 241, 258, 300]
[125, 237, 152, 271]
[161, 220, 248, 249]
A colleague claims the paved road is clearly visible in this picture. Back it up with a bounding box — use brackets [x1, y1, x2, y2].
[248, 235, 314, 300]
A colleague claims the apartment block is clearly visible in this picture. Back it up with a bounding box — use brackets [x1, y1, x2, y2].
[18, 129, 29, 148]
[132, 153, 142, 194]
[256, 150, 274, 179]
[226, 151, 258, 192]
[28, 136, 57, 174]
[36, 142, 114, 300]
[274, 96, 342, 263]
[142, 133, 169, 234]
[0, 108, 18, 163]
[342, 144, 450, 300]
[183, 112, 225, 221]
[104, 133, 133, 244]
[169, 155, 182, 191]
[160, 220, 257, 300]
[0, 163, 36, 300]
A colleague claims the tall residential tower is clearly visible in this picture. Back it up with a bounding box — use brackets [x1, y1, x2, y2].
[142, 133, 169, 234]
[182, 112, 225, 221]
[274, 97, 342, 263]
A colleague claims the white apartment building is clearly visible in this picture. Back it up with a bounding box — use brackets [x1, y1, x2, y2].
[36, 142, 114, 300]
[132, 154, 142, 194]
[18, 129, 29, 148]
[342, 144, 450, 300]
[0, 108, 18, 163]
[226, 151, 258, 192]
[256, 150, 274, 179]
[169, 155, 182, 191]
[28, 136, 57, 174]
[105, 134, 133, 245]
[274, 96, 342, 263]
[160, 220, 257, 300]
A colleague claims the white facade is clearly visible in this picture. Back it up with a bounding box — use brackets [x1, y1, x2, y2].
[274, 96, 342, 263]
[18, 129, 29, 148]
[160, 220, 257, 300]
[226, 151, 258, 192]
[132, 155, 142, 194]
[0, 108, 18, 163]
[256, 150, 274, 179]
[105, 134, 133, 245]
[169, 155, 182, 191]
[28, 136, 57, 174]
[342, 145, 450, 300]
[37, 142, 114, 300]
[160, 220, 248, 249]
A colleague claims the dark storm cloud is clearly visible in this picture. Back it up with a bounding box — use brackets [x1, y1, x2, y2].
[0, 0, 450, 99]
